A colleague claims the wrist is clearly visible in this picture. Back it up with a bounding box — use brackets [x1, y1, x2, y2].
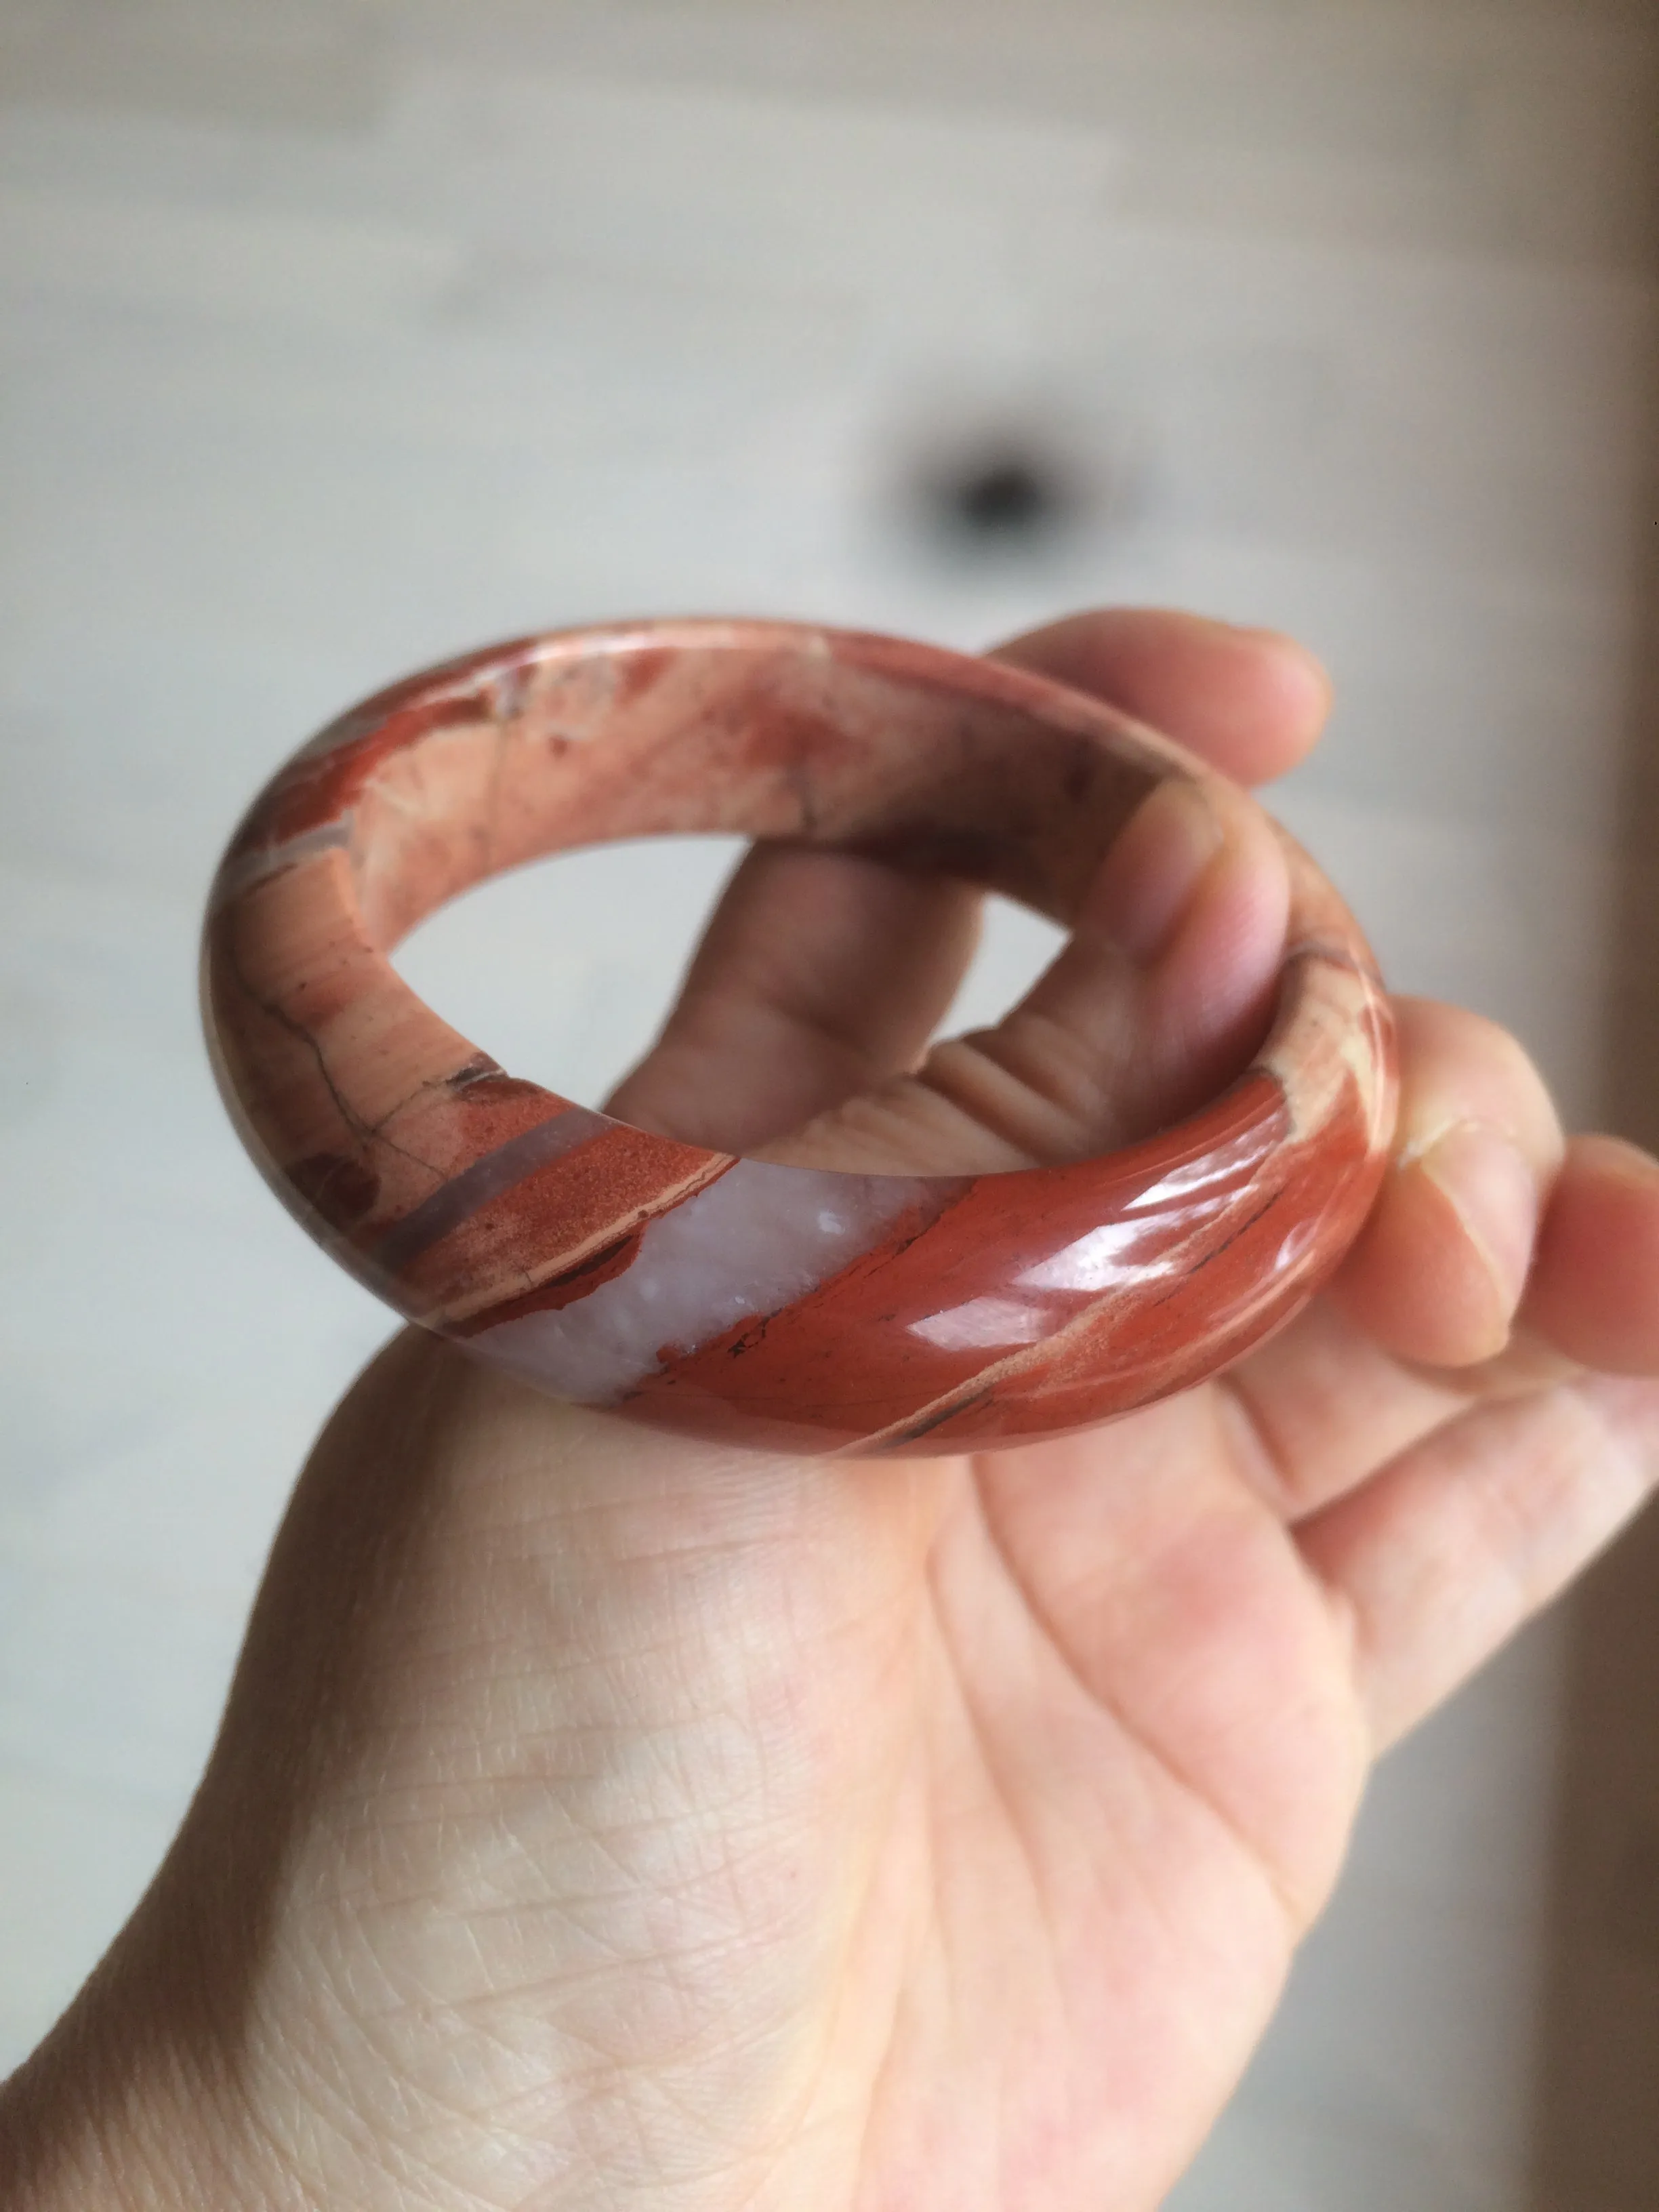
[0, 1893, 291, 2212]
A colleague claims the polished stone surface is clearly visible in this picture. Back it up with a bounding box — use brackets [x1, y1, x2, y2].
[205, 621, 1394, 1450]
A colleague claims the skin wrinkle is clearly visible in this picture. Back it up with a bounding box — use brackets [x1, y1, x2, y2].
[966, 1461, 1312, 1942]
[1305, 1577, 1372, 1763]
[300, 1504, 916, 2194]
[919, 1506, 1255, 2212]
[1453, 1393, 1599, 1619]
[715, 1738, 919, 2212]
[259, 1996, 413, 2209]
[491, 1840, 793, 1971]
[415, 1938, 764, 2030]
[361, 1720, 760, 1815]
[1212, 1353, 1380, 1530]
[355, 1999, 539, 2188]
[859, 1719, 966, 2200]
[1221, 1309, 1511, 1528]
[846, 1801, 939, 2212]
[1213, 1368, 1317, 1522]
[1477, 1389, 1649, 1613]
[1348, 1400, 1538, 1643]
[276, 1961, 550, 2211]
[930, 1577, 1064, 1971]
[340, 1807, 760, 1948]
[1441, 1325, 1586, 1404]
[935, 1652, 1136, 2203]
[968, 1002, 1138, 1134]
[1303, 1382, 1654, 1748]
[918, 1021, 1114, 1162]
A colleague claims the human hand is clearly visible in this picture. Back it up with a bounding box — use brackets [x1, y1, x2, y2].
[9, 611, 1659, 2212]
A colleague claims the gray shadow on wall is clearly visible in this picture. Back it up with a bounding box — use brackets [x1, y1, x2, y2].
[1527, 377, 1659, 2209]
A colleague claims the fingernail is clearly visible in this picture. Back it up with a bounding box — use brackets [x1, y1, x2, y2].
[1418, 1122, 1538, 1318]
[1094, 779, 1224, 964]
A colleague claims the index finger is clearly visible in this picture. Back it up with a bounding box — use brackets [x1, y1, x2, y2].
[994, 609, 1333, 786]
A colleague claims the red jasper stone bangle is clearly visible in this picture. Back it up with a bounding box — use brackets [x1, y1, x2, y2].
[203, 618, 1397, 1456]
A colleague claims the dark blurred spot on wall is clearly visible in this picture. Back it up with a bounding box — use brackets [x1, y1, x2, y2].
[882, 392, 1136, 572]
[928, 443, 1075, 546]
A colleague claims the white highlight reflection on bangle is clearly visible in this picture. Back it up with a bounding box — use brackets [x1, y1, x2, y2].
[910, 1296, 1052, 1353]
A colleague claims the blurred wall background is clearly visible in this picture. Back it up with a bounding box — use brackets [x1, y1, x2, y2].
[1, 3, 1656, 2205]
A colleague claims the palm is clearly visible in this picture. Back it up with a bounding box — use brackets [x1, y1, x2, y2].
[827, 1398, 1360, 2212]
[432, 1292, 1637, 2211]
[552, 1348, 1524, 2212]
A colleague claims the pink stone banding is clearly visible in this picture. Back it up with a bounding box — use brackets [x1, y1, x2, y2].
[203, 618, 1397, 1455]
